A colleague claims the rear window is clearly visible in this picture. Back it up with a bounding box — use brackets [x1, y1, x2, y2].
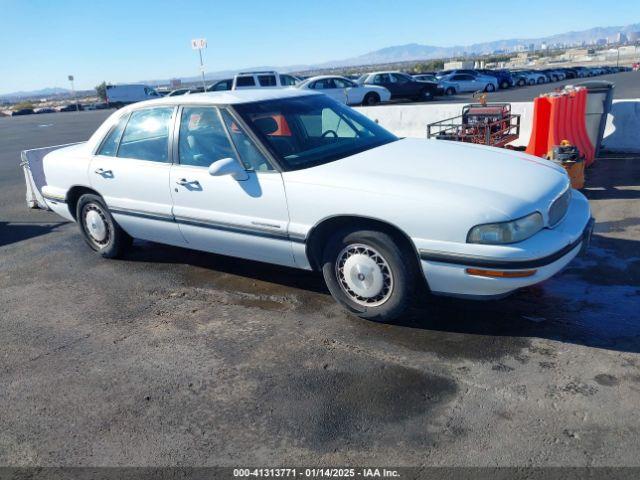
[236, 76, 256, 87]
[258, 75, 277, 87]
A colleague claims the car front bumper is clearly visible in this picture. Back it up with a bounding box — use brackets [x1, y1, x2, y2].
[417, 190, 593, 298]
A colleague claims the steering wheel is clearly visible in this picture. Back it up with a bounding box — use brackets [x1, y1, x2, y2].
[321, 129, 338, 138]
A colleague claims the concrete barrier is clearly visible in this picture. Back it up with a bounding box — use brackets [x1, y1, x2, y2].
[355, 98, 640, 152]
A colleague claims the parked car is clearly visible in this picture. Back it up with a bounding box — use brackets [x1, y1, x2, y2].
[297, 75, 390, 106]
[357, 71, 439, 101]
[232, 71, 300, 90]
[12, 108, 34, 116]
[25, 89, 593, 321]
[476, 69, 514, 89]
[512, 70, 547, 85]
[414, 74, 459, 96]
[206, 79, 233, 92]
[35, 108, 56, 114]
[106, 84, 161, 108]
[437, 73, 498, 93]
[59, 104, 84, 112]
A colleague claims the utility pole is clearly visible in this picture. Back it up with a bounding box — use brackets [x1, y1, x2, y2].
[68, 75, 79, 110]
[191, 38, 208, 90]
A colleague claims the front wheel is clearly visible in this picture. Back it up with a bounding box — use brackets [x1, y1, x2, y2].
[445, 87, 456, 96]
[321, 229, 417, 322]
[485, 83, 496, 92]
[77, 194, 132, 258]
[421, 89, 434, 101]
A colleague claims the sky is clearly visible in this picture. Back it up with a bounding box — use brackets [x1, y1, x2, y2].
[1, 0, 639, 94]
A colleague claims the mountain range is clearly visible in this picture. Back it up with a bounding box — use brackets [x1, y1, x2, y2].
[3, 22, 638, 98]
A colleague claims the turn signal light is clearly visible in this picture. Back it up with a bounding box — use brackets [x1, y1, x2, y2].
[465, 268, 537, 278]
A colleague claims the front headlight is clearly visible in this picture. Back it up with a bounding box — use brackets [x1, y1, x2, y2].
[467, 212, 543, 244]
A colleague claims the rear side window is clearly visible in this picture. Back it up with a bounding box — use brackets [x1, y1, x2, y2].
[258, 75, 277, 86]
[117, 107, 174, 162]
[236, 76, 256, 87]
[97, 113, 129, 156]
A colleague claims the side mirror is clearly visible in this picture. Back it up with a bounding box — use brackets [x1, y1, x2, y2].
[208, 157, 249, 181]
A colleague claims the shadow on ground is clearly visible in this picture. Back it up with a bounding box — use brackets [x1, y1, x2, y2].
[121, 231, 640, 356]
[0, 221, 67, 247]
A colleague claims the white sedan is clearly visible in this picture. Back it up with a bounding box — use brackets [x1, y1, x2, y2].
[297, 75, 391, 106]
[23, 89, 593, 322]
[438, 73, 499, 93]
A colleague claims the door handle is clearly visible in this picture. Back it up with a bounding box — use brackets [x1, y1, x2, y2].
[94, 168, 113, 176]
[176, 178, 199, 186]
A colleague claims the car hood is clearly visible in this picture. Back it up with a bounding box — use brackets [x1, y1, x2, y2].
[283, 138, 569, 223]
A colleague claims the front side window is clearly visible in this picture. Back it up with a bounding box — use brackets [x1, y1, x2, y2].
[280, 75, 297, 86]
[97, 113, 129, 156]
[221, 110, 273, 171]
[333, 78, 353, 89]
[178, 107, 235, 167]
[234, 95, 397, 171]
[392, 73, 409, 84]
[117, 107, 173, 162]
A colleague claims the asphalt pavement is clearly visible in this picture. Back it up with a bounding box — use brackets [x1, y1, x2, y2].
[1, 109, 639, 467]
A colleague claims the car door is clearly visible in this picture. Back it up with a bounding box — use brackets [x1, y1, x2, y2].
[332, 78, 357, 104]
[169, 105, 295, 267]
[90, 106, 185, 246]
[312, 78, 347, 104]
[390, 73, 413, 97]
[373, 74, 396, 96]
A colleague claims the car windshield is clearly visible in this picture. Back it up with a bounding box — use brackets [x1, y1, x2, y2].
[233, 94, 398, 171]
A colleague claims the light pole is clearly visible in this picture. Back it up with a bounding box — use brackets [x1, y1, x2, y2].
[68, 75, 79, 110]
[191, 38, 207, 90]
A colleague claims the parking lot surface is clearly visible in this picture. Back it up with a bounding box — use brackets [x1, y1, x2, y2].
[1, 111, 639, 466]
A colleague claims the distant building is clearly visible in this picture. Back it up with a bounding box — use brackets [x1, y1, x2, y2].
[615, 32, 628, 44]
[540, 42, 548, 50]
[628, 31, 640, 43]
[529, 43, 535, 52]
[443, 60, 475, 70]
[596, 38, 607, 46]
[170, 78, 182, 88]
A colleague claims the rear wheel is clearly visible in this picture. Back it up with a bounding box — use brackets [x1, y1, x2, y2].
[537, 77, 545, 84]
[76, 194, 132, 258]
[362, 92, 380, 106]
[321, 229, 417, 322]
[485, 83, 496, 92]
[445, 87, 456, 96]
[500, 80, 510, 89]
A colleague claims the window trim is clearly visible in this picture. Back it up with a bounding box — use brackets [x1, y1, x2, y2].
[94, 111, 131, 156]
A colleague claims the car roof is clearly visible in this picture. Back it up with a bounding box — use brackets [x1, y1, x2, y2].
[304, 75, 350, 81]
[124, 88, 322, 110]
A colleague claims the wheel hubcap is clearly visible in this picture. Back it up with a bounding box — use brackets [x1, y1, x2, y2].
[336, 244, 393, 307]
[84, 204, 109, 245]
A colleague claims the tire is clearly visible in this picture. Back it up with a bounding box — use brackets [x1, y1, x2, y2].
[76, 193, 132, 258]
[321, 229, 417, 322]
[421, 89, 434, 101]
[500, 81, 510, 89]
[445, 87, 456, 96]
[485, 83, 496, 92]
[537, 77, 544, 84]
[362, 92, 380, 106]
[518, 79, 526, 87]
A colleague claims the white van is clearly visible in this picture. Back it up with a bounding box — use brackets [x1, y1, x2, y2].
[232, 71, 300, 90]
[105, 84, 161, 107]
